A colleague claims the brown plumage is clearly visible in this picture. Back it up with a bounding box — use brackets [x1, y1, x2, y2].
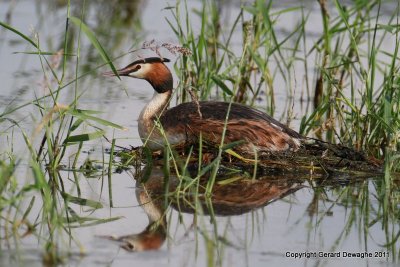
[105, 57, 303, 154]
[160, 101, 302, 153]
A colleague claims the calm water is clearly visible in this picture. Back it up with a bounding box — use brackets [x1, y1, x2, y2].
[0, 1, 398, 267]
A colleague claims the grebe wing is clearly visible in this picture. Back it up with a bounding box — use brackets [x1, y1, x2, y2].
[160, 101, 302, 151]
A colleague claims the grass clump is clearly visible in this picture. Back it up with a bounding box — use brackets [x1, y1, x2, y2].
[0, 1, 127, 262]
[164, 0, 399, 172]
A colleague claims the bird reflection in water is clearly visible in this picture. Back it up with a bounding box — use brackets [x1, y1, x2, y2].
[99, 167, 303, 251]
[98, 180, 167, 251]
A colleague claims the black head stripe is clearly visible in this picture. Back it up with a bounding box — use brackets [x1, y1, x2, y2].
[130, 57, 170, 65]
[118, 57, 170, 73]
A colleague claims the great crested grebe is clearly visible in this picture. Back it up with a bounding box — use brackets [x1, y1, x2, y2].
[105, 57, 303, 154]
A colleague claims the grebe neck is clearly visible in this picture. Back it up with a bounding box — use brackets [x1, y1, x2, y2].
[138, 90, 172, 145]
[139, 90, 172, 122]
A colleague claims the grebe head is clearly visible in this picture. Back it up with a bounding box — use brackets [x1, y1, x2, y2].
[105, 57, 173, 93]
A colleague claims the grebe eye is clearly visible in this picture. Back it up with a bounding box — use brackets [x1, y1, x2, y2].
[133, 65, 141, 72]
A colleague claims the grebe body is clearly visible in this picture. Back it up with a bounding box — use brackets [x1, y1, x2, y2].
[106, 57, 303, 154]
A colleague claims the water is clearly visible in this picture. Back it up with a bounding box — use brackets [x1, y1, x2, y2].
[0, 0, 398, 266]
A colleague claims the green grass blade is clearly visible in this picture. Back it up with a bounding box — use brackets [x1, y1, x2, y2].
[68, 216, 122, 228]
[63, 130, 105, 145]
[68, 109, 126, 130]
[13, 51, 76, 56]
[211, 75, 233, 96]
[61, 192, 103, 209]
[221, 140, 246, 151]
[69, 16, 120, 78]
[0, 21, 38, 48]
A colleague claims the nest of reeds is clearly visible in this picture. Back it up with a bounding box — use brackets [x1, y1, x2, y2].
[153, 139, 383, 178]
